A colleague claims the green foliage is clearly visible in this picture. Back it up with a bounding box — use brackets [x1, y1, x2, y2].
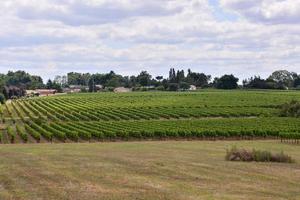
[7, 126, 16, 143]
[269, 70, 296, 88]
[5, 70, 44, 89]
[280, 100, 300, 117]
[179, 82, 190, 90]
[0, 93, 5, 104]
[24, 124, 41, 142]
[279, 132, 300, 143]
[168, 83, 179, 91]
[2, 91, 300, 143]
[16, 124, 28, 143]
[214, 74, 239, 89]
[137, 71, 152, 87]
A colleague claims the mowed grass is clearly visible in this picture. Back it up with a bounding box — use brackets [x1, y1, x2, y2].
[0, 141, 299, 200]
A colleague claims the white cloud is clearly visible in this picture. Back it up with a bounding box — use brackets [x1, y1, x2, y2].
[220, 0, 300, 24]
[1, 0, 189, 26]
[0, 0, 299, 81]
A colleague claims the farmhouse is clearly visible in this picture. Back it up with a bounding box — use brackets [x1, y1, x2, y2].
[114, 87, 132, 93]
[36, 89, 57, 96]
[26, 90, 40, 97]
[90, 85, 104, 92]
[189, 85, 197, 91]
[66, 85, 89, 93]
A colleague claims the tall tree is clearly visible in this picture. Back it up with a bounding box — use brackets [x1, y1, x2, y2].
[67, 72, 90, 85]
[169, 68, 176, 83]
[186, 70, 211, 87]
[214, 74, 239, 89]
[137, 71, 152, 86]
[269, 70, 295, 88]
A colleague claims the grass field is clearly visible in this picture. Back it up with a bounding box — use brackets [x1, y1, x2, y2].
[0, 140, 299, 200]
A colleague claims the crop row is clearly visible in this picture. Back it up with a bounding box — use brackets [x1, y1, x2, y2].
[2, 118, 299, 143]
[31, 91, 300, 108]
[8, 99, 279, 122]
[279, 133, 300, 143]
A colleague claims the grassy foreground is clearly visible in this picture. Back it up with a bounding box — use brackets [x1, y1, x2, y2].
[0, 141, 299, 200]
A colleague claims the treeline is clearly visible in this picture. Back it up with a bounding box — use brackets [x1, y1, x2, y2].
[66, 69, 300, 91]
[243, 70, 300, 90]
[0, 68, 300, 103]
[66, 69, 234, 91]
[0, 71, 44, 103]
[80, 69, 212, 92]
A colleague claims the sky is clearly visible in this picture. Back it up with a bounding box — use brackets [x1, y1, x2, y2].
[0, 0, 299, 81]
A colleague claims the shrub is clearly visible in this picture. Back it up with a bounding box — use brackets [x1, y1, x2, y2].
[0, 93, 5, 104]
[156, 86, 165, 91]
[225, 146, 294, 163]
[280, 100, 300, 117]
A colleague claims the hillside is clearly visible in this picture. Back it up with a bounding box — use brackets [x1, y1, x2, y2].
[1, 90, 300, 144]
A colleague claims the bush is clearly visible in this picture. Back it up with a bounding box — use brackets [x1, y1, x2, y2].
[156, 86, 165, 91]
[0, 93, 5, 104]
[225, 146, 294, 163]
[280, 100, 300, 117]
[167, 83, 179, 91]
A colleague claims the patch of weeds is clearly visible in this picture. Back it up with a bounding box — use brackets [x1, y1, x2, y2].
[225, 146, 295, 163]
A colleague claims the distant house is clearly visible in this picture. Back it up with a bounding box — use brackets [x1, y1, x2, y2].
[36, 89, 57, 96]
[69, 85, 82, 89]
[71, 88, 82, 93]
[114, 87, 132, 93]
[95, 85, 103, 91]
[62, 88, 72, 93]
[189, 85, 197, 91]
[142, 86, 156, 89]
[67, 85, 88, 93]
[90, 84, 104, 92]
[26, 90, 40, 97]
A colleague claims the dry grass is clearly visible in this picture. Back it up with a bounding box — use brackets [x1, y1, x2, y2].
[0, 140, 299, 200]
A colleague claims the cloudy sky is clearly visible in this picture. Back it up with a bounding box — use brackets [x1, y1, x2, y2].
[0, 0, 299, 81]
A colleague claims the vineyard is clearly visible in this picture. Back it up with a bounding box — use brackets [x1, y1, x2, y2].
[1, 90, 300, 144]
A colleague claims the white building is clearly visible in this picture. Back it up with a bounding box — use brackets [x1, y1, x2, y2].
[114, 87, 132, 93]
[189, 85, 197, 91]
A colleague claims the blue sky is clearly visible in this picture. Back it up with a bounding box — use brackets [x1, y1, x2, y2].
[0, 0, 299, 81]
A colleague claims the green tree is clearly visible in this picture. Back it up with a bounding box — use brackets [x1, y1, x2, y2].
[186, 70, 211, 87]
[179, 82, 190, 90]
[46, 79, 53, 89]
[67, 72, 90, 85]
[168, 83, 179, 91]
[5, 71, 43, 89]
[269, 70, 295, 88]
[156, 76, 163, 82]
[137, 71, 152, 86]
[293, 75, 300, 88]
[214, 74, 239, 89]
[0, 93, 5, 104]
